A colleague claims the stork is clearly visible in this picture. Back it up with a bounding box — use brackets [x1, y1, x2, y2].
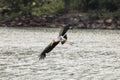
[39, 24, 71, 59]
[39, 17, 79, 59]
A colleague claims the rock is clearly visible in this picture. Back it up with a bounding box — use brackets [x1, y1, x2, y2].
[0, 12, 119, 29]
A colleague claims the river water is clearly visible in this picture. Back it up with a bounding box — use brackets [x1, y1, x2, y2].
[0, 27, 120, 80]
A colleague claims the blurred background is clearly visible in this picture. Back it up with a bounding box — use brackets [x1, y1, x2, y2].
[0, 0, 120, 29]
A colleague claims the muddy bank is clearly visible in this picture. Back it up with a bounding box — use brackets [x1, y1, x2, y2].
[0, 12, 120, 29]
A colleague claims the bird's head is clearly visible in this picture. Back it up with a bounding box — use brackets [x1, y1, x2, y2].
[60, 34, 67, 45]
[61, 39, 67, 44]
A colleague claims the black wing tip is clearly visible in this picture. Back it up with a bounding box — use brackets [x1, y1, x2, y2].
[39, 53, 46, 60]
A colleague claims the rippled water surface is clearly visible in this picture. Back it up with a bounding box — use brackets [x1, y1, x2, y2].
[0, 27, 120, 80]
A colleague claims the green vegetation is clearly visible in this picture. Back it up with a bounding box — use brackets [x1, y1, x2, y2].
[0, 0, 120, 18]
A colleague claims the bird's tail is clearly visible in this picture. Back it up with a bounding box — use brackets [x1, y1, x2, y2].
[39, 53, 46, 60]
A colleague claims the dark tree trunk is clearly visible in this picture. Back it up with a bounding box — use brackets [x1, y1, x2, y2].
[63, 0, 71, 13]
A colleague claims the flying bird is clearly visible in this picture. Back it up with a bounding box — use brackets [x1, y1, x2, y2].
[39, 18, 79, 59]
[39, 24, 71, 59]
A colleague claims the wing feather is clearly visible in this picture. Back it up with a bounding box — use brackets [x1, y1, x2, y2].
[39, 41, 59, 59]
[59, 24, 70, 36]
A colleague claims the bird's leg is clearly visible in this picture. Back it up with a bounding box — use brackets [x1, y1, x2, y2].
[66, 41, 74, 45]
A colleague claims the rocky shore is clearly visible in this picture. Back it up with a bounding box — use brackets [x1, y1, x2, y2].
[0, 12, 120, 29]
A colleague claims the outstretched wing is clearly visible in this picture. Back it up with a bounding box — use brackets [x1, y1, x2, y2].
[59, 24, 70, 36]
[59, 18, 79, 36]
[39, 41, 59, 59]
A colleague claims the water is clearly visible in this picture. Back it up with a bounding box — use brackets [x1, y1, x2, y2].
[0, 27, 120, 80]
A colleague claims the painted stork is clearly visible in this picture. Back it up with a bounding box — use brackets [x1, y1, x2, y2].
[39, 24, 71, 59]
[39, 18, 79, 59]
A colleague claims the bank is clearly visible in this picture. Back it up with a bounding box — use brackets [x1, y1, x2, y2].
[0, 12, 120, 29]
